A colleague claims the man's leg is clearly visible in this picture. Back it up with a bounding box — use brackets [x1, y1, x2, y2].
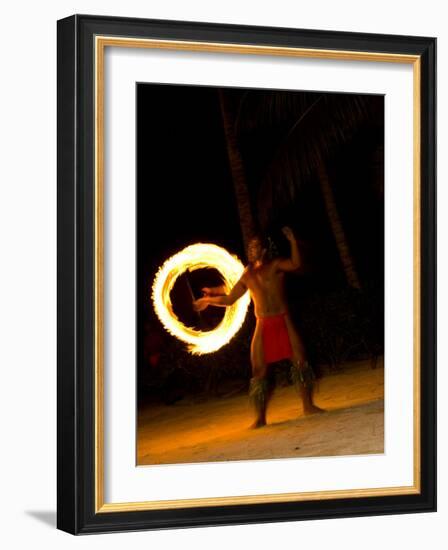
[290, 358, 323, 415]
[283, 315, 324, 415]
[249, 367, 276, 428]
[249, 321, 273, 428]
[248, 377, 267, 428]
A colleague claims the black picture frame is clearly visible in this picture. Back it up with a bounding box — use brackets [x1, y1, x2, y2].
[57, 14, 436, 535]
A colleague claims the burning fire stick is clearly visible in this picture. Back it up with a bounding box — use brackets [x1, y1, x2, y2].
[151, 243, 250, 355]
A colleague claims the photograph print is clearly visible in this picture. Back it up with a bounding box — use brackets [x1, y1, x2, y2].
[137, 83, 385, 466]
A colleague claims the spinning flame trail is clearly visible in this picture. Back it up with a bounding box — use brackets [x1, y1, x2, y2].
[152, 243, 250, 355]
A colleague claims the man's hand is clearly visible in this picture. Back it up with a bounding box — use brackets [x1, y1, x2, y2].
[282, 226, 295, 241]
[193, 297, 210, 312]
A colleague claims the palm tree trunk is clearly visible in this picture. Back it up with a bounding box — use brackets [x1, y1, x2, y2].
[317, 161, 361, 289]
[218, 90, 256, 253]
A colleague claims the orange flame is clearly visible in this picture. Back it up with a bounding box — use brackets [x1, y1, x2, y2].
[152, 243, 250, 355]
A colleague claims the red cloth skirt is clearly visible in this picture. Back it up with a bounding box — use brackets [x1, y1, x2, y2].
[258, 312, 293, 364]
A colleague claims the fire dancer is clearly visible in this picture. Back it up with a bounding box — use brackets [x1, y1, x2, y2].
[193, 226, 324, 428]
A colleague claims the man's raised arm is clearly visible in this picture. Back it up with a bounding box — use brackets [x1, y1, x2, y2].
[275, 226, 301, 272]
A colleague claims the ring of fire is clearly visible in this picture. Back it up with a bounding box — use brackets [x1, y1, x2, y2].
[151, 243, 250, 355]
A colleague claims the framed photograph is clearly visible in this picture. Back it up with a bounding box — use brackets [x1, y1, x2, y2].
[57, 14, 436, 534]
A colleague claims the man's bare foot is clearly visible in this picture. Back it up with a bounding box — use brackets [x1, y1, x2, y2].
[303, 404, 325, 416]
[249, 418, 267, 429]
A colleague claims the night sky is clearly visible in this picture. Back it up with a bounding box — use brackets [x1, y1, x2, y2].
[137, 84, 246, 340]
[137, 84, 244, 262]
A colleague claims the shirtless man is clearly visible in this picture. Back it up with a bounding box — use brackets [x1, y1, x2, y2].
[193, 227, 323, 428]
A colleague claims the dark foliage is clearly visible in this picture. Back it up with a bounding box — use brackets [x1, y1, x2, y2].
[139, 314, 255, 405]
[233, 89, 383, 231]
[290, 280, 384, 370]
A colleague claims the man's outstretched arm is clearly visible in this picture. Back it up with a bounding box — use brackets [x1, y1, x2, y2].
[275, 226, 301, 272]
[193, 276, 247, 311]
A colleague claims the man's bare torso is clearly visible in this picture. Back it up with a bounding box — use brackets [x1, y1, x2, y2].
[243, 260, 288, 318]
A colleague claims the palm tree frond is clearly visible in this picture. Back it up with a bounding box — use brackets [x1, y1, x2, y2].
[246, 93, 380, 229]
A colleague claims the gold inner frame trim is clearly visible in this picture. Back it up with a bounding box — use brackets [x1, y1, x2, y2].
[94, 35, 421, 513]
